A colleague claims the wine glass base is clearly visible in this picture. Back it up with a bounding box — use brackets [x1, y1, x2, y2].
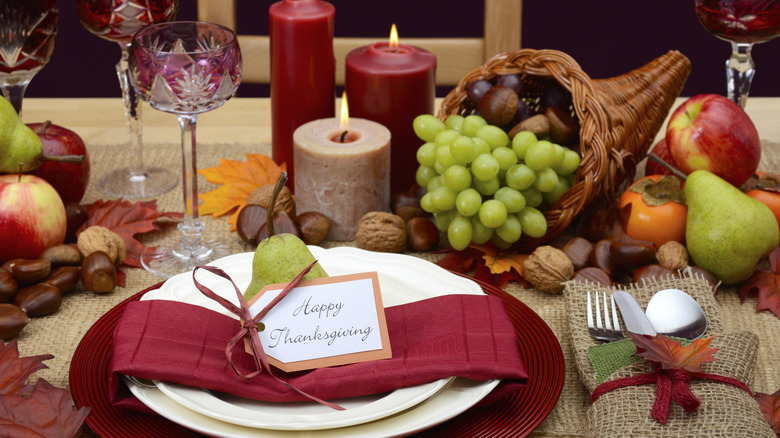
[97, 167, 178, 198]
[141, 238, 234, 279]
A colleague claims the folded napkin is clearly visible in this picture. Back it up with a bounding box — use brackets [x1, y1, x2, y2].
[110, 293, 528, 407]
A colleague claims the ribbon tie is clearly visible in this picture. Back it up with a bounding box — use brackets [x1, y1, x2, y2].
[192, 262, 345, 411]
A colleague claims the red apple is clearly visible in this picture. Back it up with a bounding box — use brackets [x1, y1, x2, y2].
[666, 94, 760, 187]
[645, 138, 675, 177]
[0, 174, 67, 263]
[28, 121, 90, 203]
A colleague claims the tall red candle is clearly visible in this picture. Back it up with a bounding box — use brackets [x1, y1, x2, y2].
[345, 27, 436, 198]
[269, 0, 335, 189]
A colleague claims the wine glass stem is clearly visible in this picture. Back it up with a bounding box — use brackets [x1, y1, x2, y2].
[1, 82, 29, 117]
[177, 114, 206, 255]
[116, 42, 146, 180]
[726, 42, 755, 109]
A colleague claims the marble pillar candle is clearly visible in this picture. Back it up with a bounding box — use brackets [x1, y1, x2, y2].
[293, 96, 391, 241]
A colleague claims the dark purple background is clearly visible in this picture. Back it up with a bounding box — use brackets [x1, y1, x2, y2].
[27, 1, 780, 99]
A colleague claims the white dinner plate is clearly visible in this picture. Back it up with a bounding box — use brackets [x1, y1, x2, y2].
[134, 247, 498, 434]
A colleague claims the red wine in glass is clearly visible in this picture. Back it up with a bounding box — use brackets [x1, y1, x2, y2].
[0, 0, 58, 116]
[75, 0, 179, 198]
[695, 0, 780, 107]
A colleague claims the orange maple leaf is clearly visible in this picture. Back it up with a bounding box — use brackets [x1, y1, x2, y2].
[756, 388, 780, 434]
[198, 154, 286, 230]
[738, 246, 780, 319]
[471, 243, 529, 276]
[629, 332, 719, 373]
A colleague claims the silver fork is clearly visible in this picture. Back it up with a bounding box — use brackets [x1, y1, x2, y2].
[586, 291, 624, 341]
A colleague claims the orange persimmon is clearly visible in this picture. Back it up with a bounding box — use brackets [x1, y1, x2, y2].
[746, 189, 780, 229]
[618, 175, 687, 248]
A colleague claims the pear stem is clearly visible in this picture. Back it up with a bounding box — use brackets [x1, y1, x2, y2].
[648, 152, 688, 181]
[266, 171, 288, 238]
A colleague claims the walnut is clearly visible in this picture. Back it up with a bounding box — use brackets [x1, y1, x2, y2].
[77, 226, 126, 265]
[656, 240, 688, 272]
[356, 212, 407, 253]
[246, 183, 296, 218]
[523, 245, 574, 294]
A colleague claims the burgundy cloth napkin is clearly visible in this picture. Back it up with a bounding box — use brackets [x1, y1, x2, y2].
[109, 293, 527, 407]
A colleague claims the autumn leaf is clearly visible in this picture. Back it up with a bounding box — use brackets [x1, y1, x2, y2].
[79, 199, 182, 270]
[436, 244, 528, 289]
[198, 153, 286, 230]
[756, 388, 780, 434]
[0, 379, 90, 438]
[629, 332, 719, 373]
[0, 340, 52, 396]
[738, 246, 780, 319]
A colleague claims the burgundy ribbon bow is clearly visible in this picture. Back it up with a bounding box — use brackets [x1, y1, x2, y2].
[191, 262, 345, 411]
[591, 364, 752, 424]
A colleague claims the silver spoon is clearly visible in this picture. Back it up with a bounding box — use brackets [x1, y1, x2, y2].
[645, 288, 708, 340]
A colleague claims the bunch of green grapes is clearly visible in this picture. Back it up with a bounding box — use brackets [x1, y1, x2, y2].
[413, 113, 580, 251]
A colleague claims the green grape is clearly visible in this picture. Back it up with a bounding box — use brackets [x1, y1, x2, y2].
[435, 144, 458, 169]
[511, 131, 537, 159]
[443, 165, 472, 191]
[533, 167, 559, 192]
[434, 128, 459, 148]
[524, 140, 556, 171]
[456, 188, 482, 217]
[473, 177, 500, 196]
[518, 207, 547, 238]
[461, 114, 487, 137]
[471, 153, 500, 181]
[492, 146, 518, 170]
[434, 161, 445, 175]
[479, 199, 507, 228]
[415, 165, 437, 188]
[505, 164, 536, 190]
[434, 209, 457, 229]
[475, 125, 510, 150]
[552, 149, 581, 175]
[493, 186, 526, 213]
[496, 213, 522, 243]
[491, 234, 514, 250]
[447, 215, 473, 251]
[552, 143, 566, 168]
[416, 142, 437, 167]
[429, 186, 457, 211]
[420, 192, 439, 213]
[444, 114, 465, 132]
[470, 215, 494, 244]
[450, 135, 478, 164]
[521, 187, 544, 207]
[543, 178, 571, 205]
[413, 114, 446, 142]
[426, 174, 445, 191]
[473, 137, 491, 156]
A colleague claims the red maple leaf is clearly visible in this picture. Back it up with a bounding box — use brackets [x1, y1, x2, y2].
[629, 332, 719, 373]
[756, 388, 780, 435]
[0, 340, 52, 396]
[738, 246, 780, 319]
[436, 244, 528, 289]
[78, 199, 182, 269]
[0, 379, 90, 437]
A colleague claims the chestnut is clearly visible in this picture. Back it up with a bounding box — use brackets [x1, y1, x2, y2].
[0, 268, 20, 303]
[0, 303, 28, 339]
[294, 211, 330, 245]
[11, 259, 52, 285]
[478, 86, 518, 127]
[632, 264, 676, 284]
[15, 283, 62, 317]
[80, 251, 117, 293]
[562, 237, 593, 271]
[406, 217, 440, 251]
[572, 267, 612, 288]
[42, 266, 81, 294]
[545, 106, 578, 146]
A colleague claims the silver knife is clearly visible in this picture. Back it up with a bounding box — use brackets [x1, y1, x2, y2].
[612, 291, 657, 336]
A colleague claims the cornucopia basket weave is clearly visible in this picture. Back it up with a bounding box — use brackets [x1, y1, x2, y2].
[438, 49, 691, 251]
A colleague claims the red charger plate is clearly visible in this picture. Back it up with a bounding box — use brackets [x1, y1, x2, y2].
[70, 274, 564, 437]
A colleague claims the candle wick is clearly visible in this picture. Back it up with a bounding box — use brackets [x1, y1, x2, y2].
[340, 131, 348, 142]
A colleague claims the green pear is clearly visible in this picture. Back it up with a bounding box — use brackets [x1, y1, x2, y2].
[243, 172, 328, 301]
[0, 96, 43, 173]
[685, 170, 779, 284]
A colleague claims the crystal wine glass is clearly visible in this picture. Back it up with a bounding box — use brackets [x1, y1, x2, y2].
[76, 0, 179, 198]
[130, 21, 242, 278]
[0, 0, 58, 117]
[695, 0, 780, 108]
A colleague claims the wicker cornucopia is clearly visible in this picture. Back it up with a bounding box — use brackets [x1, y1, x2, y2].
[438, 49, 691, 250]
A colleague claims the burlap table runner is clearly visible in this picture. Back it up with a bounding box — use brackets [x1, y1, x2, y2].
[13, 140, 780, 437]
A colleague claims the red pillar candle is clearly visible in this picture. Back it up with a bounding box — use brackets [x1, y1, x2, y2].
[345, 25, 436, 198]
[269, 0, 336, 190]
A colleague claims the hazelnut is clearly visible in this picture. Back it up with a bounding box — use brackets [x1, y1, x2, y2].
[523, 245, 574, 293]
[80, 251, 117, 293]
[0, 303, 28, 339]
[656, 241, 689, 272]
[246, 183, 296, 218]
[294, 211, 330, 245]
[478, 86, 518, 127]
[356, 212, 407, 253]
[78, 226, 126, 265]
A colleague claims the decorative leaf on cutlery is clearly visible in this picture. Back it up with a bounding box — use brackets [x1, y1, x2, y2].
[629, 332, 718, 373]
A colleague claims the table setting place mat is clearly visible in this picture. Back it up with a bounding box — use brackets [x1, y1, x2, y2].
[563, 273, 774, 437]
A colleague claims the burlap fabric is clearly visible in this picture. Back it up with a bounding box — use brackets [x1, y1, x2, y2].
[13, 140, 780, 437]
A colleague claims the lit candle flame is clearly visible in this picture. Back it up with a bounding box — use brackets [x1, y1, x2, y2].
[339, 91, 349, 131]
[389, 24, 398, 48]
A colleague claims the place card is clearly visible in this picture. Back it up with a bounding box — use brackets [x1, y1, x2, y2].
[245, 272, 392, 372]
